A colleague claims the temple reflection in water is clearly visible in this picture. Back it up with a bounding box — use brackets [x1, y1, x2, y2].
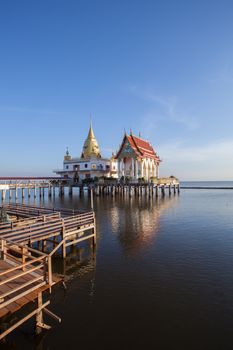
[95, 194, 180, 256]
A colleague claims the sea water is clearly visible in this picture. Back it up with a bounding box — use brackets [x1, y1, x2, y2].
[2, 185, 233, 350]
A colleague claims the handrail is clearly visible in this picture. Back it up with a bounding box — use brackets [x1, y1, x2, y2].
[0, 239, 53, 304]
[4, 239, 49, 257]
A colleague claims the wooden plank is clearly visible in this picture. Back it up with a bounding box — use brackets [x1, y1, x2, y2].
[0, 281, 46, 310]
[0, 257, 45, 278]
[65, 233, 95, 247]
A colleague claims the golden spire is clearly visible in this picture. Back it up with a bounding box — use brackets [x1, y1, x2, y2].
[81, 120, 101, 159]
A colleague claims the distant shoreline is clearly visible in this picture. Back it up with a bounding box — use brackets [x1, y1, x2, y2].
[181, 186, 233, 190]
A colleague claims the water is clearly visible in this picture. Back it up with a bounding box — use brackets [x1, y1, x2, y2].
[2, 186, 233, 349]
[181, 180, 233, 188]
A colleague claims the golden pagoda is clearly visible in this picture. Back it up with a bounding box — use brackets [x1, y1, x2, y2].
[81, 122, 101, 159]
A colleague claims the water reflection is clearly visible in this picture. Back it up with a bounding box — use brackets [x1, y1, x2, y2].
[39, 193, 180, 257]
[3, 189, 233, 350]
[94, 194, 180, 257]
[55, 246, 96, 281]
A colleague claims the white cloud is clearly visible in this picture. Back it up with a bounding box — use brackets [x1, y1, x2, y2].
[159, 139, 233, 180]
[128, 85, 199, 131]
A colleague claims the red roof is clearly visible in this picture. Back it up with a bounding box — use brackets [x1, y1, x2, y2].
[116, 134, 161, 161]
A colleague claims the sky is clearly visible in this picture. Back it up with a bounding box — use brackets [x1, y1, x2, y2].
[0, 0, 233, 180]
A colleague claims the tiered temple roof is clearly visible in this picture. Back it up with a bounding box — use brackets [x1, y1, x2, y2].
[116, 133, 161, 161]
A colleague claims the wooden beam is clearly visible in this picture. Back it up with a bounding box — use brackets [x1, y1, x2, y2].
[0, 300, 50, 340]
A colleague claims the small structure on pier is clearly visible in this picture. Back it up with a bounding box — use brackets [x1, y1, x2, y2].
[116, 131, 161, 182]
[54, 122, 117, 181]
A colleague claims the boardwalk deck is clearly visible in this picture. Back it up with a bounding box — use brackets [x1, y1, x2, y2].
[0, 204, 96, 258]
[2, 202, 84, 218]
[0, 204, 97, 340]
[0, 239, 61, 340]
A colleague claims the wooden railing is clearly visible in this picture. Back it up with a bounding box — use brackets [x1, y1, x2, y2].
[0, 211, 95, 245]
[0, 239, 52, 310]
[0, 212, 61, 231]
[2, 203, 86, 218]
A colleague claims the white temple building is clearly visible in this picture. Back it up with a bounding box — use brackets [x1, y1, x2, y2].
[54, 123, 117, 181]
[115, 132, 161, 182]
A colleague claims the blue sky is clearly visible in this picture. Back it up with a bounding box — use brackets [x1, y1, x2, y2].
[0, 0, 233, 180]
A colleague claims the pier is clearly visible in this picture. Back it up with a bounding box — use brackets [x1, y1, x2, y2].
[0, 177, 180, 203]
[0, 203, 96, 340]
[0, 238, 60, 340]
[0, 203, 96, 259]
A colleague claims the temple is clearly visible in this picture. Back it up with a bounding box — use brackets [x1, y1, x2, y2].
[55, 123, 161, 183]
[54, 123, 117, 181]
[115, 132, 161, 182]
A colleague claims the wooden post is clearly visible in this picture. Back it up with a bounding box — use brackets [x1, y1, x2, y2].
[148, 185, 151, 198]
[1, 240, 6, 260]
[21, 246, 26, 271]
[47, 256, 53, 289]
[69, 186, 73, 196]
[1, 190, 5, 203]
[42, 240, 47, 253]
[90, 188, 94, 210]
[93, 213, 97, 247]
[15, 186, 18, 200]
[28, 188, 31, 198]
[62, 219, 66, 259]
[161, 185, 165, 196]
[35, 292, 43, 335]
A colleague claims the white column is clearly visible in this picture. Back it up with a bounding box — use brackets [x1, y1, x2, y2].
[145, 160, 149, 181]
[150, 160, 153, 178]
[156, 163, 159, 178]
[131, 158, 135, 179]
[141, 160, 144, 178]
[135, 160, 139, 180]
[118, 159, 121, 178]
[153, 161, 156, 177]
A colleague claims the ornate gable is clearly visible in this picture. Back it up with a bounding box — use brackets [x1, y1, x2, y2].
[116, 133, 161, 162]
[116, 135, 137, 159]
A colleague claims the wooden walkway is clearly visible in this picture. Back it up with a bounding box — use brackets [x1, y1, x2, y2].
[0, 178, 180, 202]
[0, 239, 61, 340]
[0, 203, 97, 340]
[0, 204, 96, 258]
[2, 202, 84, 218]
